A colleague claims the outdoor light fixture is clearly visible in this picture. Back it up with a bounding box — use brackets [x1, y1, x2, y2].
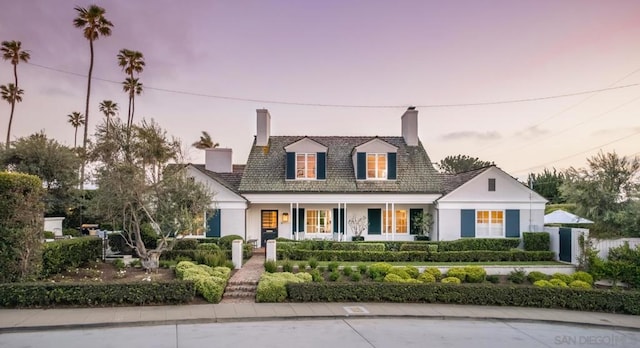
[282, 212, 289, 223]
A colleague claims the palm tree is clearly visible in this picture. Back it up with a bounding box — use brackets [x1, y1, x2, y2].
[1, 40, 30, 150]
[0, 83, 24, 148]
[192, 131, 219, 149]
[67, 112, 85, 148]
[122, 77, 143, 129]
[98, 100, 118, 136]
[73, 5, 113, 188]
[117, 49, 145, 130]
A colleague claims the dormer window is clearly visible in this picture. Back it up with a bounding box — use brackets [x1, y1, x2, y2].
[296, 153, 316, 179]
[367, 153, 387, 179]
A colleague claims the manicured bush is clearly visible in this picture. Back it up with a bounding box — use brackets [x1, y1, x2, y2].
[403, 266, 420, 279]
[218, 235, 244, 249]
[423, 267, 442, 280]
[551, 273, 574, 284]
[286, 283, 640, 315]
[437, 238, 520, 252]
[522, 232, 550, 251]
[327, 261, 339, 272]
[418, 272, 436, 283]
[330, 242, 385, 252]
[309, 269, 323, 282]
[486, 275, 500, 284]
[549, 279, 568, 288]
[308, 257, 319, 269]
[279, 249, 554, 262]
[196, 243, 220, 251]
[533, 280, 553, 288]
[173, 239, 200, 250]
[329, 271, 341, 282]
[463, 266, 486, 283]
[508, 268, 526, 284]
[368, 262, 393, 279]
[342, 266, 353, 277]
[399, 243, 437, 252]
[174, 261, 230, 303]
[264, 260, 277, 273]
[527, 271, 549, 284]
[569, 280, 592, 289]
[0, 281, 195, 307]
[256, 272, 311, 302]
[350, 273, 362, 282]
[357, 263, 368, 275]
[41, 237, 103, 277]
[572, 271, 594, 285]
[446, 267, 467, 282]
[387, 268, 411, 280]
[44, 231, 55, 239]
[441, 277, 461, 284]
[281, 259, 293, 272]
[384, 274, 405, 283]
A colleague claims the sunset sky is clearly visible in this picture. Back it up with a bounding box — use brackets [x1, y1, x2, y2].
[1, 0, 639, 180]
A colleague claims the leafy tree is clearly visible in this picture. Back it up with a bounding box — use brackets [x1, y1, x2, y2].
[67, 111, 85, 147]
[73, 4, 113, 189]
[0, 83, 24, 148]
[528, 168, 566, 204]
[437, 154, 494, 174]
[117, 49, 145, 130]
[90, 119, 213, 271]
[411, 211, 434, 237]
[561, 151, 640, 236]
[192, 131, 219, 149]
[1, 40, 30, 150]
[98, 100, 118, 137]
[2, 132, 81, 216]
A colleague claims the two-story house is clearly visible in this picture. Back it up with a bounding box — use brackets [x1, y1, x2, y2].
[186, 108, 546, 246]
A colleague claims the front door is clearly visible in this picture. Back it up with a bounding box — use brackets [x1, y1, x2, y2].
[261, 210, 278, 247]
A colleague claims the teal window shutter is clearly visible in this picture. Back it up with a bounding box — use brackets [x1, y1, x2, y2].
[461, 209, 475, 238]
[291, 208, 305, 232]
[387, 152, 396, 179]
[356, 152, 366, 179]
[332, 208, 345, 233]
[286, 152, 295, 179]
[505, 210, 520, 237]
[317, 152, 326, 180]
[206, 210, 221, 238]
[368, 209, 381, 234]
[409, 208, 422, 235]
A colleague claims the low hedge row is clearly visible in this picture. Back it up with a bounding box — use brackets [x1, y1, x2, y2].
[277, 238, 521, 253]
[161, 243, 254, 261]
[278, 249, 554, 262]
[523, 232, 550, 251]
[0, 281, 195, 307]
[286, 283, 640, 315]
[41, 237, 103, 277]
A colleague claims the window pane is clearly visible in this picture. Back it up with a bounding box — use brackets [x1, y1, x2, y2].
[306, 210, 318, 233]
[307, 154, 316, 179]
[396, 210, 407, 233]
[367, 154, 376, 178]
[296, 154, 306, 178]
[378, 154, 386, 178]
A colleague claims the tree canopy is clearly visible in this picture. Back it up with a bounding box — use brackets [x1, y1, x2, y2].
[437, 154, 494, 174]
[528, 168, 566, 204]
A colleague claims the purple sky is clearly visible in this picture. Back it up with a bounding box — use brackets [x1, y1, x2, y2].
[1, 0, 639, 180]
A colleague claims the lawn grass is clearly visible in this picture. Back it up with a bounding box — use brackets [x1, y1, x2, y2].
[277, 260, 564, 267]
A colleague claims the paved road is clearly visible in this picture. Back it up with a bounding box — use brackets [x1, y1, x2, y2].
[1, 318, 638, 348]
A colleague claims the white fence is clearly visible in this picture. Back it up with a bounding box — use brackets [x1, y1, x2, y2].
[592, 238, 640, 260]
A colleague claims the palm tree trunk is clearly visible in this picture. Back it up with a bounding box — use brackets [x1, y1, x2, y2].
[106, 114, 110, 137]
[5, 100, 15, 150]
[80, 38, 95, 190]
[131, 95, 136, 127]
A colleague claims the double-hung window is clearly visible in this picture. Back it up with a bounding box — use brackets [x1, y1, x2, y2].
[367, 153, 387, 179]
[476, 210, 504, 237]
[306, 209, 332, 233]
[383, 209, 407, 233]
[296, 153, 316, 179]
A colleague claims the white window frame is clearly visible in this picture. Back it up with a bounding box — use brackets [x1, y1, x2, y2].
[476, 210, 504, 237]
[296, 153, 316, 179]
[366, 153, 387, 179]
[306, 209, 332, 233]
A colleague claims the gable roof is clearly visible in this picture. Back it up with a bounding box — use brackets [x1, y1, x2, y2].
[442, 166, 493, 194]
[238, 136, 443, 193]
[190, 164, 245, 195]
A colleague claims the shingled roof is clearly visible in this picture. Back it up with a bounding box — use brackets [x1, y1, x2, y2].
[441, 165, 493, 194]
[191, 164, 245, 195]
[237, 136, 443, 193]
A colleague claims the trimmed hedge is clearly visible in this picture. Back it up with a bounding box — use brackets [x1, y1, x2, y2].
[278, 238, 520, 253]
[286, 282, 640, 315]
[279, 249, 554, 262]
[522, 232, 550, 251]
[0, 281, 195, 307]
[41, 237, 103, 277]
[330, 243, 385, 252]
[256, 272, 312, 302]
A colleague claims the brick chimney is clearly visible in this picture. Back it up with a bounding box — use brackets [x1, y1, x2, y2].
[256, 109, 271, 146]
[205, 148, 233, 173]
[401, 107, 418, 146]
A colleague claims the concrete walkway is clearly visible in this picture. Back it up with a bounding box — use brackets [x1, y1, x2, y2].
[0, 303, 638, 333]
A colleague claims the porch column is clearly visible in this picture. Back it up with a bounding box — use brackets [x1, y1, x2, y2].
[385, 202, 389, 241]
[343, 202, 347, 241]
[392, 202, 396, 241]
[295, 202, 300, 240]
[289, 202, 293, 239]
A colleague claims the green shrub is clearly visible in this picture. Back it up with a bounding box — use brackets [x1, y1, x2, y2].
[218, 235, 244, 249]
[196, 243, 220, 251]
[327, 261, 339, 272]
[423, 267, 442, 280]
[437, 238, 520, 251]
[256, 272, 311, 302]
[264, 260, 277, 273]
[342, 266, 353, 277]
[533, 280, 553, 288]
[486, 275, 500, 284]
[357, 263, 368, 275]
[309, 269, 324, 282]
[285, 282, 640, 315]
[281, 259, 293, 273]
[508, 268, 526, 284]
[441, 277, 461, 284]
[173, 239, 199, 250]
[522, 232, 550, 251]
[194, 250, 228, 268]
[43, 231, 55, 239]
[368, 262, 393, 279]
[223, 260, 235, 269]
[41, 237, 102, 277]
[296, 261, 307, 271]
[279, 249, 554, 262]
[350, 273, 362, 282]
[551, 273, 574, 284]
[569, 280, 592, 289]
[403, 266, 420, 279]
[527, 271, 549, 284]
[572, 271, 594, 285]
[446, 267, 467, 282]
[550, 279, 568, 288]
[174, 261, 230, 303]
[418, 272, 436, 283]
[463, 266, 486, 283]
[112, 259, 125, 271]
[383, 274, 405, 283]
[63, 228, 81, 237]
[330, 242, 385, 252]
[387, 268, 411, 280]
[329, 271, 341, 282]
[308, 257, 319, 269]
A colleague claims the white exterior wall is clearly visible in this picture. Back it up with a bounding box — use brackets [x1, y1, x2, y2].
[437, 209, 461, 241]
[44, 217, 65, 236]
[220, 209, 246, 238]
[591, 238, 640, 260]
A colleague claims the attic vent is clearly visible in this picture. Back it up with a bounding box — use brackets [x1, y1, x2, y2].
[488, 178, 496, 192]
